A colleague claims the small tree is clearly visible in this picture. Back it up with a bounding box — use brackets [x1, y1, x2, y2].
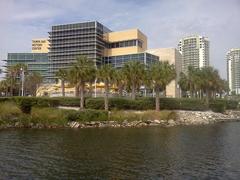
[97, 64, 114, 111]
[123, 61, 145, 100]
[149, 61, 176, 111]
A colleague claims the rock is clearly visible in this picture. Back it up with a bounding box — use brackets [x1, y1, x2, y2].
[153, 120, 160, 124]
[168, 119, 175, 125]
[137, 122, 147, 127]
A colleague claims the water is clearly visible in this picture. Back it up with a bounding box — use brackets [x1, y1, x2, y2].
[0, 123, 240, 179]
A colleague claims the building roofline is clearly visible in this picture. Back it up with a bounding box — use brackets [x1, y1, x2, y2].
[179, 35, 209, 40]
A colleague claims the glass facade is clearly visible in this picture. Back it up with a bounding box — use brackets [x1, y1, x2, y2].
[48, 21, 111, 81]
[6, 53, 51, 83]
[103, 53, 159, 68]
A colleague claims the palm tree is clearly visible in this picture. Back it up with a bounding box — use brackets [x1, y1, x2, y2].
[122, 61, 145, 100]
[178, 72, 190, 97]
[179, 66, 225, 101]
[7, 64, 27, 96]
[56, 69, 68, 97]
[97, 64, 114, 111]
[0, 80, 9, 96]
[25, 72, 43, 96]
[149, 61, 176, 111]
[68, 67, 79, 97]
[113, 69, 126, 97]
[70, 56, 96, 109]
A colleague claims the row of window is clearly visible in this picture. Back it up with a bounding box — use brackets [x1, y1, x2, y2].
[52, 22, 96, 31]
[106, 39, 143, 49]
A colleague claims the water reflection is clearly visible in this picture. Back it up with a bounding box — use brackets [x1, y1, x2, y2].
[0, 123, 240, 179]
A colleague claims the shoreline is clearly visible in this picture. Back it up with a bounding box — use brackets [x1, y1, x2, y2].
[1, 110, 240, 129]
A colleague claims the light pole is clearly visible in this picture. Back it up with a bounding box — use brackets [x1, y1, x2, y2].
[21, 67, 24, 96]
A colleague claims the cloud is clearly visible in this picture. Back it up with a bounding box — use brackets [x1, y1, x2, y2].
[0, 0, 240, 79]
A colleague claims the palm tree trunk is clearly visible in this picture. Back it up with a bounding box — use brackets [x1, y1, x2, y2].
[155, 87, 160, 111]
[75, 85, 79, 97]
[131, 83, 136, 100]
[61, 80, 65, 97]
[89, 82, 93, 97]
[10, 78, 13, 96]
[79, 83, 84, 109]
[104, 80, 109, 111]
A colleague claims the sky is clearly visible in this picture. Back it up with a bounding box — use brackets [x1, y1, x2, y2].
[0, 0, 240, 79]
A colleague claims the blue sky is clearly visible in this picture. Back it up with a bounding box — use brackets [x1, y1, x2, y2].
[0, 0, 240, 78]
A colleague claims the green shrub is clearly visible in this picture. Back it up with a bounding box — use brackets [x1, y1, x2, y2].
[66, 109, 108, 122]
[14, 97, 36, 114]
[86, 97, 207, 111]
[35, 97, 59, 107]
[209, 102, 226, 113]
[212, 99, 239, 110]
[85, 98, 105, 109]
[52, 97, 80, 107]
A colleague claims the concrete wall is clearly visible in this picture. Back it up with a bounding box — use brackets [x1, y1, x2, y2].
[104, 29, 147, 56]
[146, 48, 182, 98]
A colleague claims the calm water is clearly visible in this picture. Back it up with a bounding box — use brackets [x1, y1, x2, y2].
[1, 123, 240, 179]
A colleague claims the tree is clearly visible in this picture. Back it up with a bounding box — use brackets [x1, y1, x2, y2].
[122, 61, 145, 100]
[70, 56, 96, 109]
[149, 61, 176, 111]
[56, 69, 68, 97]
[179, 66, 226, 101]
[7, 64, 27, 96]
[0, 80, 9, 96]
[25, 72, 43, 96]
[97, 64, 114, 111]
[113, 69, 126, 97]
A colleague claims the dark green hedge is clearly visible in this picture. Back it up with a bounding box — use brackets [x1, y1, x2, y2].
[0, 97, 239, 113]
[13, 97, 59, 113]
[211, 99, 239, 110]
[86, 97, 208, 111]
[52, 97, 80, 107]
[66, 109, 108, 122]
[209, 102, 226, 113]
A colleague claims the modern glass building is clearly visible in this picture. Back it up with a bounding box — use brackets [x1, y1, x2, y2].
[5, 53, 51, 83]
[48, 21, 111, 81]
[48, 21, 156, 81]
[103, 52, 159, 68]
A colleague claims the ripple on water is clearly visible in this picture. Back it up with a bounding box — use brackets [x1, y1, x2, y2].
[0, 123, 240, 179]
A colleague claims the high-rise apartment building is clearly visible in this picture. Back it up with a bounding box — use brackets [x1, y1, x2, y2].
[146, 48, 182, 98]
[227, 49, 240, 94]
[178, 35, 209, 73]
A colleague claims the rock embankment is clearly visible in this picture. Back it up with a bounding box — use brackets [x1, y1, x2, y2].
[68, 110, 240, 128]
